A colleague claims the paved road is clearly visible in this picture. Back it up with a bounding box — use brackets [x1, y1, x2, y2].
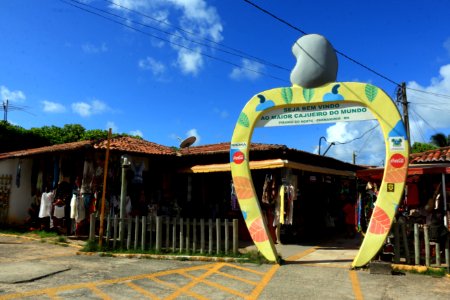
[0, 234, 449, 299]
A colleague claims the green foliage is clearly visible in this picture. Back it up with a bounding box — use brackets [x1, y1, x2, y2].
[0, 122, 139, 152]
[430, 133, 449, 147]
[411, 142, 437, 153]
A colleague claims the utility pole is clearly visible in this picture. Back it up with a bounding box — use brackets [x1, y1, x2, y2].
[398, 82, 411, 143]
[352, 151, 357, 164]
[2, 99, 8, 122]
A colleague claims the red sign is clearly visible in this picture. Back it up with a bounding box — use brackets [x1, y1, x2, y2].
[233, 151, 245, 164]
[390, 153, 406, 168]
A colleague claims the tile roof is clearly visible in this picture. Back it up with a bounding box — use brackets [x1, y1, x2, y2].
[410, 146, 450, 164]
[0, 140, 94, 159]
[178, 142, 287, 155]
[0, 136, 175, 159]
[94, 136, 175, 155]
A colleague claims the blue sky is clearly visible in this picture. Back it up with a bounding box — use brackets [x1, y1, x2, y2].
[1, 0, 450, 165]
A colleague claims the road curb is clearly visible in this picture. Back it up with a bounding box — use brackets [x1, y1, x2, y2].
[76, 251, 250, 263]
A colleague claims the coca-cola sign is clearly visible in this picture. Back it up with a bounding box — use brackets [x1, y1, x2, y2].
[233, 151, 245, 164]
[390, 153, 406, 168]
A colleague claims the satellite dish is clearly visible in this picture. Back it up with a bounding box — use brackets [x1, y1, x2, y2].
[180, 136, 196, 149]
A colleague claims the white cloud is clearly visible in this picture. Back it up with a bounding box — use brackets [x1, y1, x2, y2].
[138, 57, 166, 76]
[213, 107, 228, 119]
[444, 37, 450, 56]
[110, 0, 223, 76]
[71, 99, 110, 117]
[42, 100, 66, 113]
[186, 128, 200, 145]
[230, 59, 264, 81]
[82, 42, 108, 54]
[130, 129, 144, 137]
[106, 121, 118, 133]
[1, 85, 26, 102]
[323, 121, 384, 166]
[407, 63, 450, 143]
[177, 49, 203, 75]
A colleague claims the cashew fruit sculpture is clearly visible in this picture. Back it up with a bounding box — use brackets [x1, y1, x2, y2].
[230, 82, 409, 267]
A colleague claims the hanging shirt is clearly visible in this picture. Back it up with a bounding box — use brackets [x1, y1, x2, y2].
[39, 192, 53, 218]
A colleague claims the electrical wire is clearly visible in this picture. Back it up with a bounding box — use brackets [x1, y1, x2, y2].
[409, 107, 427, 143]
[407, 87, 450, 100]
[409, 106, 438, 134]
[100, 0, 289, 71]
[356, 121, 378, 155]
[69, 0, 290, 72]
[243, 0, 401, 87]
[61, 0, 290, 83]
[331, 123, 380, 145]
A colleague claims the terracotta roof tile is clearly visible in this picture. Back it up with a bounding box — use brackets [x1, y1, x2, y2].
[0, 140, 94, 159]
[94, 136, 175, 155]
[410, 146, 450, 164]
[0, 136, 175, 159]
[178, 142, 287, 155]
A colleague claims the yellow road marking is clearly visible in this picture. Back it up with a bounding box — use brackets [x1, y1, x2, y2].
[285, 246, 318, 261]
[165, 263, 224, 300]
[349, 270, 364, 300]
[215, 270, 259, 285]
[89, 285, 112, 300]
[246, 264, 279, 300]
[221, 262, 267, 276]
[125, 281, 160, 299]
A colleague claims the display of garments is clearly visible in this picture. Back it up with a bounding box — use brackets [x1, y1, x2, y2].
[70, 194, 77, 219]
[53, 205, 65, 219]
[131, 161, 145, 184]
[80, 160, 95, 194]
[285, 184, 294, 225]
[39, 192, 53, 218]
[406, 183, 419, 207]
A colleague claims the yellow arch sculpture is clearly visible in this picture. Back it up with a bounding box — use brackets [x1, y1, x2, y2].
[230, 82, 409, 267]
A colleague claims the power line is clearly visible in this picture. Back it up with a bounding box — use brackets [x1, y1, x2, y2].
[409, 106, 438, 134]
[331, 123, 380, 145]
[243, 0, 401, 87]
[407, 87, 450, 100]
[100, 0, 289, 72]
[70, 0, 290, 72]
[61, 0, 289, 83]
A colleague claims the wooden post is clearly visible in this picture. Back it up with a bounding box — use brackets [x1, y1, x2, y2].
[216, 219, 221, 255]
[141, 216, 146, 251]
[186, 218, 190, 254]
[98, 128, 111, 248]
[89, 213, 96, 242]
[394, 222, 400, 263]
[172, 217, 177, 252]
[414, 223, 420, 265]
[208, 219, 213, 255]
[424, 225, 430, 267]
[401, 222, 411, 264]
[224, 219, 229, 255]
[233, 219, 238, 254]
[156, 216, 162, 252]
[113, 216, 118, 249]
[180, 218, 184, 253]
[200, 219, 205, 254]
[134, 216, 139, 250]
[193, 219, 197, 253]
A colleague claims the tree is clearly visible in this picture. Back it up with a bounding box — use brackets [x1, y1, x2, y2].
[411, 142, 437, 154]
[430, 133, 449, 147]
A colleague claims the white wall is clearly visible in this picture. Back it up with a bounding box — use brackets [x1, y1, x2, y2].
[0, 158, 33, 225]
